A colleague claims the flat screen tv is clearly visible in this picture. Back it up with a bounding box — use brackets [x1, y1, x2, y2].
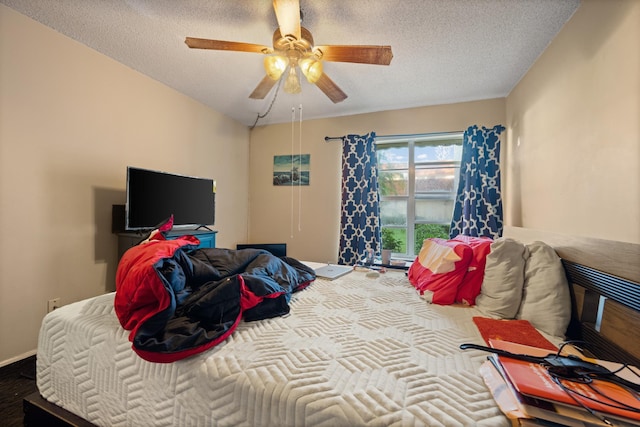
[125, 166, 215, 231]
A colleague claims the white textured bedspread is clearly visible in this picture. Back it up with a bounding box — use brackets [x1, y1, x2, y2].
[37, 270, 510, 426]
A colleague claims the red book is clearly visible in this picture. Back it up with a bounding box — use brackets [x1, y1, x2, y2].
[473, 317, 558, 351]
[489, 339, 640, 423]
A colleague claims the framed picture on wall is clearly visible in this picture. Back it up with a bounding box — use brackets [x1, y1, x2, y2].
[273, 154, 310, 186]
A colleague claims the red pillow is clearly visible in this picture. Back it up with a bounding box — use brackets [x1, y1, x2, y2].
[452, 235, 493, 305]
[408, 238, 473, 305]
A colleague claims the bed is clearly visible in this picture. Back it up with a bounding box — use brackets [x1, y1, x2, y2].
[23, 227, 640, 426]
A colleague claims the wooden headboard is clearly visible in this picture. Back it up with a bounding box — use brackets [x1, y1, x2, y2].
[504, 226, 640, 366]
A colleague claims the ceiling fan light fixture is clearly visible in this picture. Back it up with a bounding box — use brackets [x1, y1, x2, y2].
[185, 0, 391, 104]
[283, 66, 302, 94]
[264, 55, 288, 80]
[299, 57, 323, 83]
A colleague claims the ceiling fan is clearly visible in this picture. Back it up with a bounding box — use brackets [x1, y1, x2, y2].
[185, 0, 393, 103]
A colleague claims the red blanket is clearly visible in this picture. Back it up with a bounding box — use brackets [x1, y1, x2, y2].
[115, 233, 316, 362]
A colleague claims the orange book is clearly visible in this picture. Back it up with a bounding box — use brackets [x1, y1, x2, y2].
[484, 355, 638, 427]
[488, 339, 640, 423]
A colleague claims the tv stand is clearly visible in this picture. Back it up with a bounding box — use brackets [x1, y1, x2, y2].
[117, 229, 217, 260]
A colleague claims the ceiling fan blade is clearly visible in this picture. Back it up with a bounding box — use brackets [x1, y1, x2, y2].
[315, 73, 347, 103]
[185, 37, 270, 54]
[249, 75, 278, 99]
[273, 0, 301, 40]
[314, 45, 393, 65]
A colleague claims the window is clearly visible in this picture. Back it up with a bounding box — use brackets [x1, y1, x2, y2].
[377, 133, 463, 258]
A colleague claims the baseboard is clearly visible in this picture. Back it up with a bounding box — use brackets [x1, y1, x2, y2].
[0, 349, 37, 369]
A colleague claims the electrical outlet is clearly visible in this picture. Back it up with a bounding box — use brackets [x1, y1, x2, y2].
[47, 298, 61, 313]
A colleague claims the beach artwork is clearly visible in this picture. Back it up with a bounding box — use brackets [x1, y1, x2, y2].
[273, 154, 310, 186]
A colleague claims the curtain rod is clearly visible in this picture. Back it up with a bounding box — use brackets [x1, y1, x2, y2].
[324, 136, 343, 142]
[325, 131, 463, 143]
[375, 131, 464, 139]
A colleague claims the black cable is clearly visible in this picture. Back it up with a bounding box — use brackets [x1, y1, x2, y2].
[551, 375, 615, 426]
[250, 77, 283, 130]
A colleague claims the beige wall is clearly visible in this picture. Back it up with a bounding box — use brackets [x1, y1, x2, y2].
[0, 5, 250, 365]
[248, 99, 506, 262]
[505, 0, 639, 243]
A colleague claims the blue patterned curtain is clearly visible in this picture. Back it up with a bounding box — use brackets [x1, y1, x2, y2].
[338, 132, 381, 265]
[449, 124, 505, 239]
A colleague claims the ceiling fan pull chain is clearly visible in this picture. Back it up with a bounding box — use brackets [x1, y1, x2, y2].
[298, 103, 303, 232]
[290, 106, 296, 239]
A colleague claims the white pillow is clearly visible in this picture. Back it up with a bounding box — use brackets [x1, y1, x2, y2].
[516, 241, 571, 338]
[475, 238, 529, 319]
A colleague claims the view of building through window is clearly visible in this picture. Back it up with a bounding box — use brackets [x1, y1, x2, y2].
[376, 132, 463, 258]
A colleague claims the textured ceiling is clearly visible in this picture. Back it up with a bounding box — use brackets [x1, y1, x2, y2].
[1, 0, 580, 127]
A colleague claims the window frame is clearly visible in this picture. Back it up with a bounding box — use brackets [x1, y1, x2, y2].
[376, 132, 463, 259]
